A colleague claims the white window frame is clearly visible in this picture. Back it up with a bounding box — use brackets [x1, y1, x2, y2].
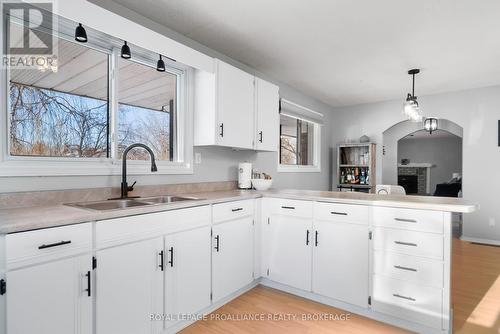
[277, 114, 321, 173]
[0, 14, 194, 177]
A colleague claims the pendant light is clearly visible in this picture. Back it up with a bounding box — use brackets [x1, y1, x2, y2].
[424, 117, 438, 134]
[121, 41, 131, 59]
[156, 55, 166, 72]
[74, 23, 87, 43]
[403, 69, 422, 122]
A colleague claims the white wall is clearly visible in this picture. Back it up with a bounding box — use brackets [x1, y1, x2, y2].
[0, 0, 334, 193]
[398, 135, 462, 193]
[331, 84, 500, 243]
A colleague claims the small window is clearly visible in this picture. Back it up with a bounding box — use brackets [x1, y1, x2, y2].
[117, 58, 177, 161]
[280, 114, 316, 165]
[8, 32, 110, 158]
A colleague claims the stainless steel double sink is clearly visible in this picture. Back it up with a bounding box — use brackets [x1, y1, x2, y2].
[66, 195, 201, 211]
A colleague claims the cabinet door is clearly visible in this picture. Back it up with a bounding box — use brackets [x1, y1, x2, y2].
[96, 237, 163, 334]
[216, 60, 255, 149]
[312, 220, 369, 307]
[6, 255, 92, 334]
[212, 217, 254, 302]
[255, 78, 279, 151]
[164, 226, 211, 329]
[267, 215, 312, 291]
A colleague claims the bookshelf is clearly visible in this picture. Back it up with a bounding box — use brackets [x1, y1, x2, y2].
[337, 143, 376, 193]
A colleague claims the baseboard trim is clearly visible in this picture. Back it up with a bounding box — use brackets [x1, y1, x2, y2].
[460, 236, 500, 246]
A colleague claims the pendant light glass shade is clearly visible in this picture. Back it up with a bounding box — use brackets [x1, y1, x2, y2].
[74, 23, 87, 43]
[121, 41, 131, 59]
[403, 69, 422, 122]
[424, 117, 438, 134]
[157, 55, 166, 72]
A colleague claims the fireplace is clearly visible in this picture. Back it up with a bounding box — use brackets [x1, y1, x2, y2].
[398, 175, 418, 194]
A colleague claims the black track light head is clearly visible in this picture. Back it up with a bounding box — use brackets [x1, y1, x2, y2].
[121, 41, 131, 59]
[75, 23, 87, 43]
[157, 55, 166, 72]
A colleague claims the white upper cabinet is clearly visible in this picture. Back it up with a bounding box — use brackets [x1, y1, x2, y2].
[255, 78, 280, 152]
[194, 59, 279, 150]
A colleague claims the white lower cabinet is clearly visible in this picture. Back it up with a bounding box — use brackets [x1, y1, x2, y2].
[212, 217, 254, 303]
[164, 226, 211, 329]
[96, 237, 164, 334]
[312, 219, 369, 308]
[266, 214, 312, 291]
[6, 255, 92, 334]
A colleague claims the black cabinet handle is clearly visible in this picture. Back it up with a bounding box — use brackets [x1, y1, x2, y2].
[331, 211, 348, 216]
[214, 235, 220, 252]
[259, 131, 263, 143]
[85, 271, 91, 297]
[38, 240, 71, 249]
[219, 123, 224, 137]
[394, 265, 417, 272]
[306, 230, 310, 245]
[315, 231, 319, 247]
[281, 206, 295, 210]
[168, 247, 174, 267]
[394, 218, 417, 223]
[393, 293, 416, 302]
[232, 208, 243, 212]
[394, 241, 418, 247]
[159, 250, 164, 271]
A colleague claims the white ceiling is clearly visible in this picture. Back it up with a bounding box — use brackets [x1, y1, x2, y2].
[111, 0, 500, 107]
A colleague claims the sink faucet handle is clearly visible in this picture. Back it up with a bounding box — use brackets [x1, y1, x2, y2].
[128, 181, 137, 191]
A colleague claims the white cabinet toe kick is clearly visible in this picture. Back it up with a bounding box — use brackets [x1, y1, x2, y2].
[0, 198, 456, 334]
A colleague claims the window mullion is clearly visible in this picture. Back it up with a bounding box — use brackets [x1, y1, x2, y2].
[109, 48, 119, 161]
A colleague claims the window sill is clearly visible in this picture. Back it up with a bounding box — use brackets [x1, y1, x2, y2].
[0, 159, 193, 177]
[277, 165, 321, 173]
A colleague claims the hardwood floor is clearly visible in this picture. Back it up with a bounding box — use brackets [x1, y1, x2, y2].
[181, 239, 500, 333]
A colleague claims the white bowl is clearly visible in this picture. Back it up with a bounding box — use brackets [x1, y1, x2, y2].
[251, 179, 273, 191]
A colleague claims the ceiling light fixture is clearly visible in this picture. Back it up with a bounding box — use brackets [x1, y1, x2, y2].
[121, 41, 131, 59]
[403, 69, 422, 122]
[157, 55, 166, 72]
[74, 23, 87, 43]
[424, 117, 438, 134]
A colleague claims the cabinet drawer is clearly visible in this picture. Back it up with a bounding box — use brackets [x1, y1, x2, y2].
[6, 223, 92, 269]
[213, 199, 254, 224]
[266, 198, 313, 218]
[372, 275, 443, 329]
[96, 206, 210, 248]
[314, 202, 369, 225]
[373, 250, 444, 288]
[372, 207, 443, 233]
[373, 227, 443, 260]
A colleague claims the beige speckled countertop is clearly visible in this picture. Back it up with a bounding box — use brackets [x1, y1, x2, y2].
[0, 189, 478, 234]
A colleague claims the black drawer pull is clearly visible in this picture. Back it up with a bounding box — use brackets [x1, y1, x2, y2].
[219, 123, 224, 137]
[394, 218, 417, 223]
[394, 241, 418, 247]
[315, 231, 319, 247]
[168, 247, 174, 267]
[281, 206, 295, 210]
[331, 211, 348, 216]
[306, 230, 310, 245]
[231, 208, 243, 212]
[38, 240, 71, 249]
[394, 265, 417, 272]
[85, 271, 91, 297]
[259, 131, 263, 143]
[393, 293, 416, 302]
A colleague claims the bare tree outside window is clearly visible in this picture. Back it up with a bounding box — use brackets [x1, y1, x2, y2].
[280, 114, 315, 166]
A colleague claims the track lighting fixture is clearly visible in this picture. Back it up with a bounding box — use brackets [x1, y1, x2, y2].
[121, 41, 131, 59]
[74, 23, 87, 43]
[157, 55, 166, 72]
